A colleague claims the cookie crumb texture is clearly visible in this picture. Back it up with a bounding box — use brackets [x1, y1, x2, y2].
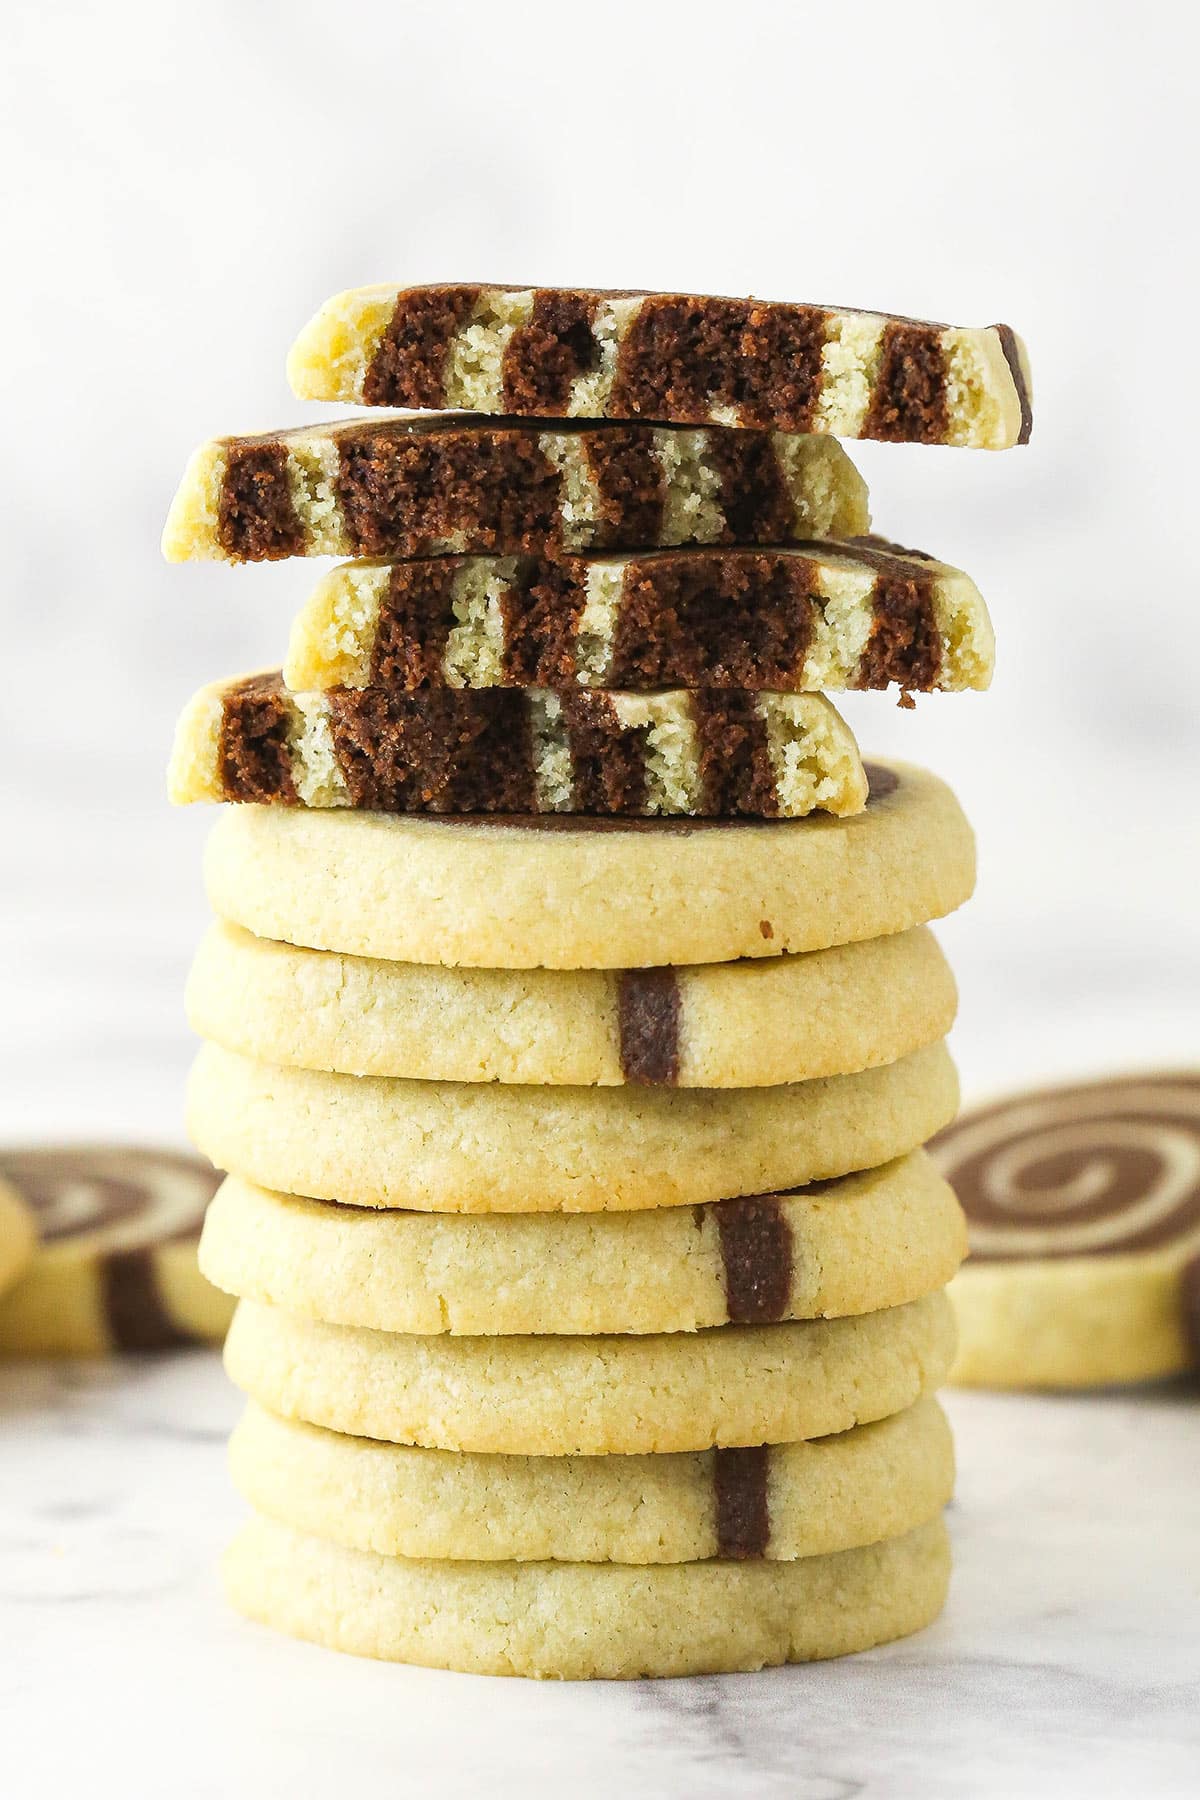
[284, 540, 993, 697]
[162, 416, 869, 564]
[222, 1290, 957, 1454]
[169, 676, 869, 821]
[186, 920, 957, 1088]
[186, 1039, 959, 1214]
[224, 1514, 950, 1677]
[227, 1396, 954, 1565]
[199, 1153, 965, 1335]
[288, 282, 1032, 450]
[200, 756, 975, 969]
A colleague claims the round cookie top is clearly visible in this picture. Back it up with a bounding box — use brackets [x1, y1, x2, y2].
[931, 1073, 1200, 1264]
[204, 757, 974, 969]
[0, 1145, 220, 1257]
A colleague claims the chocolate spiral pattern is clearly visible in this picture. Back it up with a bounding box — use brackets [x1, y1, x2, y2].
[930, 1075, 1200, 1261]
[0, 1146, 219, 1254]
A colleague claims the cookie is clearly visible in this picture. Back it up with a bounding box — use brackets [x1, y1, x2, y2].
[228, 1394, 954, 1563]
[283, 541, 993, 697]
[0, 1146, 233, 1355]
[223, 1289, 955, 1454]
[187, 1039, 959, 1214]
[187, 921, 957, 1087]
[289, 281, 1032, 449]
[935, 1072, 1200, 1388]
[224, 1514, 951, 1677]
[161, 416, 869, 564]
[169, 676, 868, 821]
[203, 757, 974, 969]
[0, 1176, 36, 1297]
[199, 1152, 966, 1335]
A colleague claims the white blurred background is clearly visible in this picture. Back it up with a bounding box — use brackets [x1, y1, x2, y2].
[2, 0, 1197, 1141]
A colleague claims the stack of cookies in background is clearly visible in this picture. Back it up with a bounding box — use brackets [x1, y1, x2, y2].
[164, 284, 1031, 1678]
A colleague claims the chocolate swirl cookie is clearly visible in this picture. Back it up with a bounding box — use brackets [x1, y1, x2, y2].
[0, 1145, 234, 1355]
[932, 1073, 1200, 1387]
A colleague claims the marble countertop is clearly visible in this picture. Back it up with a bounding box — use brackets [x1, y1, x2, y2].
[2, 1350, 1196, 1799]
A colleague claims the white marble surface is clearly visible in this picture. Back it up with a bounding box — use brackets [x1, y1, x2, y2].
[2, 1352, 1196, 1798]
[3, 4, 1200, 1793]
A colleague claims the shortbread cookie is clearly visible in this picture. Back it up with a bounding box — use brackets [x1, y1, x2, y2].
[229, 1395, 954, 1563]
[284, 541, 993, 697]
[169, 676, 867, 821]
[187, 1039, 958, 1214]
[0, 1176, 36, 1297]
[226, 1514, 950, 1678]
[203, 757, 974, 968]
[200, 1153, 965, 1335]
[936, 1073, 1200, 1388]
[0, 1146, 232, 1355]
[224, 1289, 955, 1454]
[289, 281, 1032, 449]
[187, 921, 957, 1087]
[162, 416, 869, 564]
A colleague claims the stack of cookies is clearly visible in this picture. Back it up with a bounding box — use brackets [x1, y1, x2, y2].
[165, 284, 1031, 1679]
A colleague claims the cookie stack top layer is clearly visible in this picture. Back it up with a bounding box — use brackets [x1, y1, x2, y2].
[164, 282, 1027, 825]
[287, 283, 1032, 448]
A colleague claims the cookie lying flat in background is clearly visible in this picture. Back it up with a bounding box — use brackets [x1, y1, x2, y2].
[934, 1073, 1200, 1387]
[0, 1145, 233, 1355]
[0, 1176, 36, 1300]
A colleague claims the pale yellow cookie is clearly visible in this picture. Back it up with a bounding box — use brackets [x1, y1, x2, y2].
[202, 757, 975, 969]
[223, 1514, 952, 1677]
[200, 1154, 966, 1335]
[187, 1039, 959, 1214]
[223, 1289, 956, 1455]
[229, 1395, 955, 1564]
[936, 1073, 1200, 1387]
[0, 1175, 36, 1299]
[0, 1146, 232, 1356]
[187, 920, 957, 1087]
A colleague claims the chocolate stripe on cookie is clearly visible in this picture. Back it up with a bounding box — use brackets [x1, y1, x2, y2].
[561, 692, 649, 814]
[862, 320, 949, 445]
[217, 442, 304, 562]
[993, 324, 1033, 445]
[502, 290, 600, 413]
[363, 284, 481, 408]
[367, 561, 464, 689]
[218, 674, 297, 805]
[499, 560, 586, 687]
[616, 969, 682, 1085]
[607, 551, 816, 690]
[326, 689, 538, 813]
[583, 428, 665, 548]
[100, 1249, 197, 1352]
[694, 696, 779, 816]
[704, 432, 798, 543]
[864, 761, 901, 802]
[715, 1195, 794, 1323]
[610, 296, 828, 431]
[334, 424, 564, 559]
[713, 1446, 772, 1558]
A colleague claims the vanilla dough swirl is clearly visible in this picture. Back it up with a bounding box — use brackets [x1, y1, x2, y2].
[931, 1074, 1200, 1262]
